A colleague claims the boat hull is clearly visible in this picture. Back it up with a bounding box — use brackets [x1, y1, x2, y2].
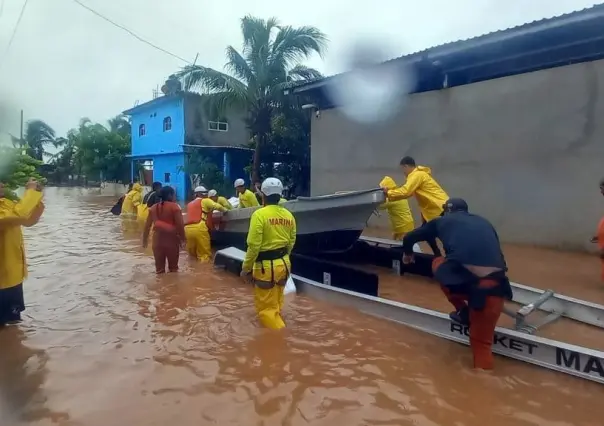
[210, 188, 385, 254]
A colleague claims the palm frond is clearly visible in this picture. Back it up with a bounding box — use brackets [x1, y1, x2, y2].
[287, 64, 324, 82]
[224, 46, 255, 86]
[176, 64, 249, 98]
[202, 91, 250, 118]
[270, 26, 327, 71]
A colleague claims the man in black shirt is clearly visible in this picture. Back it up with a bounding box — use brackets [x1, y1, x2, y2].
[402, 198, 513, 370]
[144, 182, 162, 207]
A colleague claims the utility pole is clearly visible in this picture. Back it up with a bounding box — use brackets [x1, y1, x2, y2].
[19, 109, 24, 153]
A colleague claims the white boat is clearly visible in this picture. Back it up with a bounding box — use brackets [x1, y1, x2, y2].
[210, 188, 385, 253]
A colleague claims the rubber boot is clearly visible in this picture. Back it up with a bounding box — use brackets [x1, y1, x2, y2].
[449, 306, 470, 326]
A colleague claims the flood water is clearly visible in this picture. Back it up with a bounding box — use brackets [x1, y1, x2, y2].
[1, 187, 601, 426]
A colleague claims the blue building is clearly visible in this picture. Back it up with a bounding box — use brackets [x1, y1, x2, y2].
[122, 83, 252, 203]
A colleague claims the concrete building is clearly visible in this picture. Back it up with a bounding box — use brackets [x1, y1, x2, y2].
[123, 86, 252, 202]
[289, 5, 604, 251]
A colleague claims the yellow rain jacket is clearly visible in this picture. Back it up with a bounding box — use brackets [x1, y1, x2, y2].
[0, 189, 44, 290]
[378, 176, 415, 238]
[121, 183, 142, 217]
[136, 204, 149, 229]
[238, 189, 260, 208]
[184, 198, 226, 262]
[121, 183, 143, 231]
[387, 166, 449, 222]
[216, 196, 233, 210]
[242, 204, 297, 330]
[278, 197, 287, 205]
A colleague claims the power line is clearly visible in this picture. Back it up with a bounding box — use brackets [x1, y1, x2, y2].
[0, 0, 29, 69]
[71, 0, 192, 64]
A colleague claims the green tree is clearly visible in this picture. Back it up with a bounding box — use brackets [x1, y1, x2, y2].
[71, 118, 131, 181]
[176, 15, 326, 182]
[264, 107, 312, 196]
[0, 146, 44, 199]
[20, 119, 57, 161]
[107, 114, 131, 138]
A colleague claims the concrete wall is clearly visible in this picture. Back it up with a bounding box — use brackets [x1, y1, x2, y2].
[131, 98, 185, 156]
[184, 97, 249, 147]
[311, 59, 604, 250]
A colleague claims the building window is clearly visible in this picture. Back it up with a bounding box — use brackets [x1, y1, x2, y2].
[163, 116, 172, 132]
[208, 121, 228, 132]
[138, 124, 146, 136]
[164, 173, 171, 183]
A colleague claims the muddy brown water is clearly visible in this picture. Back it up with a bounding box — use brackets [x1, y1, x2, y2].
[1, 188, 601, 425]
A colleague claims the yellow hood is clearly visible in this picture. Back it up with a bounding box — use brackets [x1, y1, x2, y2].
[132, 183, 143, 192]
[379, 176, 397, 190]
[415, 166, 432, 175]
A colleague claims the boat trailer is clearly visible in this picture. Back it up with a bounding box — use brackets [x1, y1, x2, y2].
[214, 245, 604, 385]
[357, 236, 604, 334]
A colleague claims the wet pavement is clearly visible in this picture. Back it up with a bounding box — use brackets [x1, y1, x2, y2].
[0, 187, 601, 425]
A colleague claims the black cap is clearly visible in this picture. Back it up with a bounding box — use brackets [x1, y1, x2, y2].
[443, 198, 469, 213]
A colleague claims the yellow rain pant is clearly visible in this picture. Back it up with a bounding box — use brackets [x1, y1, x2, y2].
[253, 262, 288, 330]
[184, 222, 212, 261]
[136, 204, 149, 232]
[121, 214, 138, 232]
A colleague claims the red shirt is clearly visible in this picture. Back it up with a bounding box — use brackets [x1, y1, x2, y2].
[150, 201, 185, 238]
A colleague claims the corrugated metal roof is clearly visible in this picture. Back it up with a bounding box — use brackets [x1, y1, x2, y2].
[288, 3, 604, 93]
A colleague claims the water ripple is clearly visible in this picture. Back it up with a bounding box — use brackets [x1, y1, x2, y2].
[0, 187, 599, 426]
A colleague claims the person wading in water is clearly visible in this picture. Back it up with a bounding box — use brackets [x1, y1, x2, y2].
[142, 186, 185, 274]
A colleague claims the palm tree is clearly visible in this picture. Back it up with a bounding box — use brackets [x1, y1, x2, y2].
[23, 119, 56, 161]
[107, 114, 131, 137]
[176, 15, 327, 182]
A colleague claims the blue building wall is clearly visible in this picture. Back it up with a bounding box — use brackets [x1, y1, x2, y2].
[130, 97, 185, 156]
[153, 153, 187, 202]
[125, 95, 254, 202]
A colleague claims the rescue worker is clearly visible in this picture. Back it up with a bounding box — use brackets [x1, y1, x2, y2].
[240, 177, 296, 329]
[110, 182, 133, 215]
[382, 156, 449, 256]
[234, 178, 260, 208]
[401, 198, 512, 370]
[378, 176, 415, 239]
[185, 186, 227, 261]
[137, 182, 162, 230]
[143, 186, 185, 274]
[121, 182, 143, 231]
[208, 189, 233, 210]
[0, 179, 45, 326]
[144, 181, 163, 207]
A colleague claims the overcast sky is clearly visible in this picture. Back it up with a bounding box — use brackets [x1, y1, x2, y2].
[0, 0, 599, 138]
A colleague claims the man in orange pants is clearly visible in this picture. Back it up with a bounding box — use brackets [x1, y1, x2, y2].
[401, 198, 513, 370]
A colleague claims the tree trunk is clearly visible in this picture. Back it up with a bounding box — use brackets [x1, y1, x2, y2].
[251, 133, 264, 183]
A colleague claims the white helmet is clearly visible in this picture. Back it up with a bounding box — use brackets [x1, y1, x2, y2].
[234, 178, 245, 188]
[208, 189, 217, 197]
[261, 177, 284, 196]
[194, 186, 207, 193]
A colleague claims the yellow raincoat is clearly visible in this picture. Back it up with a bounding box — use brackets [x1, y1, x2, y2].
[216, 196, 233, 210]
[378, 176, 415, 238]
[238, 189, 260, 208]
[121, 183, 143, 231]
[278, 197, 287, 205]
[386, 166, 449, 222]
[184, 198, 226, 261]
[0, 189, 44, 290]
[242, 204, 296, 330]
